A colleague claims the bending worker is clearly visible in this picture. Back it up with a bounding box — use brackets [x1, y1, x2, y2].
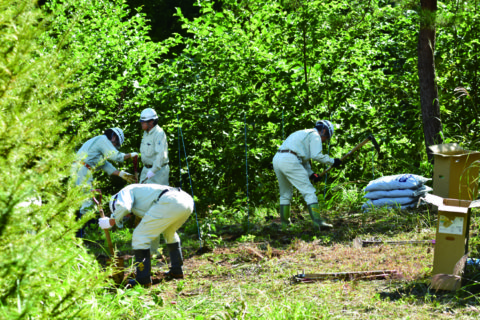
[272, 120, 341, 230]
[99, 184, 194, 288]
[74, 127, 137, 237]
[139, 108, 169, 185]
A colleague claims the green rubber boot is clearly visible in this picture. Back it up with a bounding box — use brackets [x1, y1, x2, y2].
[279, 205, 291, 228]
[307, 203, 333, 230]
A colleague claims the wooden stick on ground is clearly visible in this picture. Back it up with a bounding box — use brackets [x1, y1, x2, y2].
[353, 237, 435, 249]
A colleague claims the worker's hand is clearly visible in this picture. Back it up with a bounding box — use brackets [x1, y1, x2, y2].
[98, 217, 112, 229]
[332, 158, 342, 168]
[130, 152, 139, 158]
[309, 173, 322, 183]
[119, 171, 136, 183]
[146, 170, 155, 179]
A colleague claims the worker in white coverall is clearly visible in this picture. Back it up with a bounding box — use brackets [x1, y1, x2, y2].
[139, 108, 169, 185]
[74, 127, 138, 237]
[138, 108, 170, 255]
[99, 184, 194, 288]
[272, 120, 342, 230]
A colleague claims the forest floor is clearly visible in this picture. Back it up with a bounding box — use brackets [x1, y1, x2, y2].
[86, 207, 480, 319]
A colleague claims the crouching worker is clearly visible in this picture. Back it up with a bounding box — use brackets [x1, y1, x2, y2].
[74, 127, 138, 237]
[272, 120, 342, 231]
[98, 184, 194, 288]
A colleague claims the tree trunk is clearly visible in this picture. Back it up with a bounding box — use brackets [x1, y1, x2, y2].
[418, 0, 442, 162]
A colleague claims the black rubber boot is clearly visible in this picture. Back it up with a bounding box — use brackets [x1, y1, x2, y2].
[165, 242, 184, 279]
[127, 249, 152, 288]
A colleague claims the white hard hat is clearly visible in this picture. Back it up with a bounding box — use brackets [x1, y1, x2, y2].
[315, 120, 334, 138]
[139, 108, 158, 122]
[111, 127, 125, 146]
[109, 194, 118, 214]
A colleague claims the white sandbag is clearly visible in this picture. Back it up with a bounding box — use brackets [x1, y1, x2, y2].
[364, 174, 431, 192]
[370, 197, 417, 206]
[364, 185, 433, 200]
[362, 199, 418, 211]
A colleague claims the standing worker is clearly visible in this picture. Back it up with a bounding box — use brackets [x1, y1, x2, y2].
[272, 120, 342, 230]
[139, 108, 169, 185]
[99, 184, 194, 288]
[138, 108, 169, 255]
[74, 127, 137, 237]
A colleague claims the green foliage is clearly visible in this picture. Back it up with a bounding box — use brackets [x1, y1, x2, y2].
[0, 1, 111, 318]
[435, 1, 480, 149]
[237, 234, 256, 243]
[36, 0, 480, 216]
[10, 0, 480, 318]
[43, 0, 165, 134]
[42, 0, 176, 196]
[28, 0, 480, 219]
[155, 0, 429, 211]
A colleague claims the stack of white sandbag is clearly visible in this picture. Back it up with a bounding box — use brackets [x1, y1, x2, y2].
[362, 174, 432, 211]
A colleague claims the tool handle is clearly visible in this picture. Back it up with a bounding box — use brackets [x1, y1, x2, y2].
[92, 189, 115, 256]
[92, 189, 102, 205]
[132, 155, 139, 183]
[340, 136, 372, 161]
[317, 165, 334, 178]
[104, 229, 115, 256]
[317, 136, 373, 178]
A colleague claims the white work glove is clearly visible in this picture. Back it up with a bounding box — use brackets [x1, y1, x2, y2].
[98, 217, 112, 229]
[119, 171, 136, 183]
[146, 170, 155, 179]
[130, 152, 138, 158]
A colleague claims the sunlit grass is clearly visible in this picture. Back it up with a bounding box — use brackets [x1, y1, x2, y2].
[82, 194, 480, 319]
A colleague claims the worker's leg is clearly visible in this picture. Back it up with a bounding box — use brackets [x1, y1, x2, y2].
[75, 168, 94, 238]
[132, 191, 193, 250]
[307, 203, 333, 230]
[166, 240, 184, 278]
[132, 190, 193, 278]
[273, 153, 293, 227]
[161, 191, 193, 278]
[275, 154, 332, 230]
[276, 159, 317, 204]
[139, 167, 148, 184]
[127, 249, 151, 288]
[147, 165, 170, 185]
[273, 153, 294, 205]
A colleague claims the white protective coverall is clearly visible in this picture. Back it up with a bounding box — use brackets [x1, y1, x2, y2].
[111, 184, 193, 252]
[140, 125, 169, 185]
[74, 135, 126, 214]
[272, 129, 334, 205]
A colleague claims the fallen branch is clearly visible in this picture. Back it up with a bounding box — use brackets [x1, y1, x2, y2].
[292, 270, 402, 283]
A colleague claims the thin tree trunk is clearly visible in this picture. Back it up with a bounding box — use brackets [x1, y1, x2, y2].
[418, 0, 443, 161]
